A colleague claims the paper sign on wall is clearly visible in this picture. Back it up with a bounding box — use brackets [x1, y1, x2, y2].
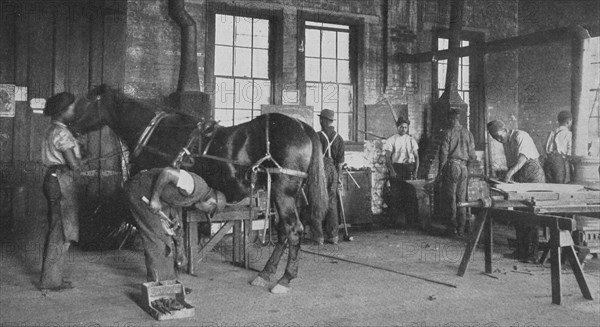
[15, 86, 27, 101]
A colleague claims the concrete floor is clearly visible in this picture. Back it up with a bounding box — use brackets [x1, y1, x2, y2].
[1, 225, 599, 327]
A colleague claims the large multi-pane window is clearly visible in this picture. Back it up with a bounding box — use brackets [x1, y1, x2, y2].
[437, 38, 470, 126]
[214, 14, 271, 126]
[304, 21, 354, 140]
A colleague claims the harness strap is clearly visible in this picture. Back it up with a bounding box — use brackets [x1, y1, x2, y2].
[132, 111, 169, 159]
[320, 131, 339, 158]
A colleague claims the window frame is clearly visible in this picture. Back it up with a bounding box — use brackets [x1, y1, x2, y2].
[432, 29, 486, 150]
[297, 11, 364, 143]
[206, 3, 284, 122]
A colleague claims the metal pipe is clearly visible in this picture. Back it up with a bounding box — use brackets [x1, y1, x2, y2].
[168, 0, 201, 92]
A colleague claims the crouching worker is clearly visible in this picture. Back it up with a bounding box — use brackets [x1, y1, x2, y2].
[124, 167, 226, 282]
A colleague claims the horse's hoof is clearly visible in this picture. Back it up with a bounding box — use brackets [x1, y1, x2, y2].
[250, 276, 268, 287]
[270, 284, 289, 294]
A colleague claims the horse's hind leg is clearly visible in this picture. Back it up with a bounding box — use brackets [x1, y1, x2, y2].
[250, 226, 288, 288]
[271, 195, 303, 294]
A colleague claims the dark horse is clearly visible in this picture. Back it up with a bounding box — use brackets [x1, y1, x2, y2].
[70, 85, 327, 294]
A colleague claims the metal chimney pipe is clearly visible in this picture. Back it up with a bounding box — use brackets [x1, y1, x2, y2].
[168, 0, 200, 93]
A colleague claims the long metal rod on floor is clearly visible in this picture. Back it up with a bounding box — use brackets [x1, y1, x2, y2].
[301, 249, 457, 288]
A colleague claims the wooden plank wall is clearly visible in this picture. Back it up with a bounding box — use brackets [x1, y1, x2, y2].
[0, 0, 127, 241]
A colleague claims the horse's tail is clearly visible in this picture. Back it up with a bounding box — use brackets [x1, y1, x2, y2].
[307, 129, 328, 221]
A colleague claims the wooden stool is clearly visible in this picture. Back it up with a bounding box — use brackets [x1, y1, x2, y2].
[184, 196, 260, 275]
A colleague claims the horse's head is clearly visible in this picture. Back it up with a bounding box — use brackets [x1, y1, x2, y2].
[70, 84, 115, 134]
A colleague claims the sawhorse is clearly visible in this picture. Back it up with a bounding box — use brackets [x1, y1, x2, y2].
[457, 208, 593, 305]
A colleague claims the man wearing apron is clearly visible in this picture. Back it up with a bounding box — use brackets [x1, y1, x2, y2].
[124, 167, 226, 282]
[40, 92, 81, 291]
[437, 108, 477, 237]
[383, 117, 420, 227]
[487, 120, 545, 263]
[317, 109, 345, 245]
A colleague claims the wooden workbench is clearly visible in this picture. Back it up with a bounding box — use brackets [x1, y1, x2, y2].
[457, 182, 599, 305]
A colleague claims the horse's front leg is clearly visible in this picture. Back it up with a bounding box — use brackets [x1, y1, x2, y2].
[270, 196, 304, 294]
[250, 224, 288, 288]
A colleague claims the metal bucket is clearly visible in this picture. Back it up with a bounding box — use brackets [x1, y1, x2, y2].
[571, 155, 600, 186]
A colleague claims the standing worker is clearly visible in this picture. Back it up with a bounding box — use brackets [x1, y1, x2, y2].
[40, 92, 81, 291]
[124, 167, 226, 282]
[544, 110, 572, 183]
[317, 109, 345, 245]
[383, 117, 419, 228]
[437, 108, 477, 237]
[487, 120, 545, 262]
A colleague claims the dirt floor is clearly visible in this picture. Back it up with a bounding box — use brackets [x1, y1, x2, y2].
[1, 223, 599, 327]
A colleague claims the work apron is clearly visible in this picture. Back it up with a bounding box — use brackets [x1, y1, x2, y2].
[44, 166, 79, 242]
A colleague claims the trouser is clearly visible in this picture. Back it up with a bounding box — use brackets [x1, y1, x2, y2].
[40, 168, 74, 289]
[514, 159, 545, 260]
[544, 153, 569, 184]
[323, 158, 339, 241]
[124, 175, 183, 282]
[388, 163, 417, 226]
[440, 160, 468, 232]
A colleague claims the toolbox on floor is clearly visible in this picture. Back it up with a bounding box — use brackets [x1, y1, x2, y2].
[141, 280, 195, 321]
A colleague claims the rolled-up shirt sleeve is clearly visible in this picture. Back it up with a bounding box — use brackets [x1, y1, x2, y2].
[53, 128, 77, 152]
[515, 131, 539, 160]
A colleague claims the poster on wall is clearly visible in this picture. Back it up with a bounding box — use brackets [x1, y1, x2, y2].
[0, 84, 16, 118]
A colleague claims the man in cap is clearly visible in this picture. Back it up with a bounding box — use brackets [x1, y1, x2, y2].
[383, 116, 419, 227]
[437, 108, 477, 236]
[125, 166, 226, 282]
[487, 119, 545, 262]
[313, 109, 345, 245]
[40, 92, 82, 291]
[544, 110, 572, 183]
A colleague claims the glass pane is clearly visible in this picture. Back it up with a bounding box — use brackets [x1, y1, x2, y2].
[461, 65, 469, 90]
[338, 84, 353, 113]
[214, 46, 233, 76]
[461, 56, 469, 66]
[322, 83, 338, 109]
[254, 80, 271, 109]
[306, 82, 322, 112]
[337, 32, 349, 59]
[235, 109, 253, 125]
[461, 40, 470, 47]
[305, 58, 321, 82]
[460, 91, 469, 104]
[215, 77, 234, 109]
[235, 16, 253, 47]
[215, 14, 233, 46]
[234, 47, 252, 77]
[337, 113, 351, 140]
[305, 29, 321, 57]
[437, 62, 447, 90]
[214, 108, 234, 126]
[253, 49, 269, 79]
[236, 79, 253, 109]
[321, 31, 336, 58]
[253, 19, 269, 49]
[438, 38, 448, 50]
[321, 59, 336, 82]
[337, 60, 350, 83]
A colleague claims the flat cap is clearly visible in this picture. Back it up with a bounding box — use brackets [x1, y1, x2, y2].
[44, 92, 75, 117]
[486, 120, 505, 133]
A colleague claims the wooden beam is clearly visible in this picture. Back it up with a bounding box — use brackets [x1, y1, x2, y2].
[397, 25, 592, 63]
